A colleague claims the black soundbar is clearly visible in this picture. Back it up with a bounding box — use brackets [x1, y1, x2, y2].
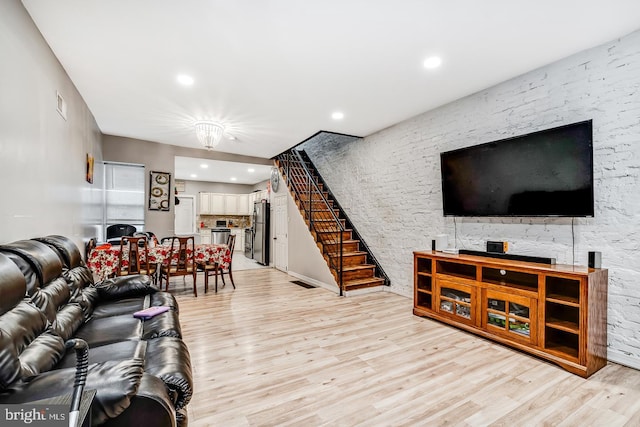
[458, 249, 556, 265]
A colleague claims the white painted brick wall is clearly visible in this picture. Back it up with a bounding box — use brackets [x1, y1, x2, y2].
[302, 29, 640, 368]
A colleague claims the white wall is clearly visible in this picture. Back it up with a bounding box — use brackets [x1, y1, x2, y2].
[0, 0, 103, 248]
[303, 29, 640, 368]
[103, 134, 272, 239]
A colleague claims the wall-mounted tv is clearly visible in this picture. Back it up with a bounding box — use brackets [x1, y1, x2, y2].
[440, 120, 594, 217]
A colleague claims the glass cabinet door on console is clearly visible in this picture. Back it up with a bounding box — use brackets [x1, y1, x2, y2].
[483, 290, 537, 345]
[435, 279, 477, 326]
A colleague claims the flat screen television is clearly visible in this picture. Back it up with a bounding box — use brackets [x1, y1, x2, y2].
[440, 120, 594, 217]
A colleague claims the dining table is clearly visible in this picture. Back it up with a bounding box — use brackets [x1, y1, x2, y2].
[87, 242, 231, 282]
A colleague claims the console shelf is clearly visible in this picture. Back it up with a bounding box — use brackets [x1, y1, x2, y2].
[413, 250, 608, 377]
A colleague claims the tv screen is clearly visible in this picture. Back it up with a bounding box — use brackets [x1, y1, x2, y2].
[440, 120, 594, 217]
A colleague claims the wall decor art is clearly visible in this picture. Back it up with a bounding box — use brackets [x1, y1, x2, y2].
[86, 153, 94, 184]
[149, 171, 171, 211]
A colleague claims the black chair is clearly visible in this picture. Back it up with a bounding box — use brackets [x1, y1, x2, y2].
[106, 224, 137, 245]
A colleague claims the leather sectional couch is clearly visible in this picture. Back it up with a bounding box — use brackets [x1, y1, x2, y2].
[0, 235, 193, 426]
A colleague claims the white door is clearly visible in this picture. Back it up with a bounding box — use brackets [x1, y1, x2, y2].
[274, 194, 288, 272]
[175, 195, 195, 235]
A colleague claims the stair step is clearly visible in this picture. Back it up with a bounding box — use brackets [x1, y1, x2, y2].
[343, 277, 386, 291]
[325, 251, 367, 267]
[341, 264, 377, 281]
[320, 240, 360, 252]
[316, 230, 353, 240]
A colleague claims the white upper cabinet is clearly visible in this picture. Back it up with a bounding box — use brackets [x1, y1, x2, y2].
[198, 192, 263, 215]
[211, 194, 225, 214]
[237, 194, 250, 215]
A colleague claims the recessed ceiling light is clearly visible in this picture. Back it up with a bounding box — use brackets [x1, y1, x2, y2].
[190, 174, 197, 178]
[423, 56, 442, 69]
[200, 164, 208, 169]
[332, 111, 344, 120]
[177, 74, 194, 86]
[248, 168, 255, 173]
[227, 135, 237, 141]
[230, 177, 237, 181]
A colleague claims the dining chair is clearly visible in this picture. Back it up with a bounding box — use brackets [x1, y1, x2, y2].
[134, 231, 159, 247]
[85, 237, 96, 262]
[116, 236, 156, 279]
[159, 236, 197, 296]
[218, 234, 236, 289]
[196, 253, 219, 293]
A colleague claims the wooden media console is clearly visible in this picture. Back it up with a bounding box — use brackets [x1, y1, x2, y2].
[413, 250, 608, 377]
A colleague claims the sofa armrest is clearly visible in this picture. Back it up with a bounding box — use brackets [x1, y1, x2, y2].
[0, 358, 144, 425]
[95, 275, 157, 301]
[142, 309, 182, 340]
[101, 374, 176, 427]
[144, 337, 193, 410]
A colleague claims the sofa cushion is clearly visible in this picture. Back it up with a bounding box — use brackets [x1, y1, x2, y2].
[55, 340, 147, 370]
[30, 277, 70, 323]
[33, 235, 83, 269]
[64, 265, 95, 294]
[74, 315, 143, 347]
[0, 254, 26, 316]
[0, 300, 52, 389]
[18, 332, 65, 379]
[0, 240, 62, 292]
[91, 296, 148, 320]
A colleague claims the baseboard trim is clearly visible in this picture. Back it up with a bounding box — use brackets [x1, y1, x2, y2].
[607, 350, 640, 371]
[287, 271, 338, 293]
[344, 286, 385, 297]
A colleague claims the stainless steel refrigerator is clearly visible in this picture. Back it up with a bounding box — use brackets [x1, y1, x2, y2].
[252, 200, 270, 265]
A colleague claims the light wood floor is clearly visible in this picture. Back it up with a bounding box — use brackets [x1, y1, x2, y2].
[171, 268, 640, 426]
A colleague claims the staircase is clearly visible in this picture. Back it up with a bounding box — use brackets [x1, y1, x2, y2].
[275, 148, 389, 295]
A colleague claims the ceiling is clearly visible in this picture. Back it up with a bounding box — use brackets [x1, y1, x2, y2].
[174, 157, 272, 185]
[22, 1, 640, 161]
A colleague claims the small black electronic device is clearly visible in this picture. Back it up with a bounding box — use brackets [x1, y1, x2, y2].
[487, 241, 508, 253]
[459, 249, 556, 265]
[588, 251, 601, 268]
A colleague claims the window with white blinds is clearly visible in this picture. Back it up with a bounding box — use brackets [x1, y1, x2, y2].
[104, 162, 145, 230]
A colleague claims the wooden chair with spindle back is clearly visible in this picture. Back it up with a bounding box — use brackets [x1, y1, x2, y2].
[159, 236, 197, 296]
[116, 236, 156, 279]
[218, 234, 236, 289]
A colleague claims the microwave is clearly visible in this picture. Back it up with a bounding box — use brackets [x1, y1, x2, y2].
[215, 220, 227, 227]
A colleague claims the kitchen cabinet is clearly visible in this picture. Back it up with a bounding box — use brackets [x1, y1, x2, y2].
[238, 194, 250, 215]
[199, 193, 225, 214]
[210, 194, 225, 214]
[230, 228, 244, 252]
[199, 193, 212, 215]
[248, 190, 269, 213]
[225, 195, 240, 215]
[200, 231, 211, 244]
[199, 191, 268, 215]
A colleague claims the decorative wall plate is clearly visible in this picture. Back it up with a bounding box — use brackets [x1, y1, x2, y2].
[149, 171, 171, 211]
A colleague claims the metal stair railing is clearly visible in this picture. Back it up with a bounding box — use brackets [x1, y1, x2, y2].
[297, 150, 390, 287]
[277, 150, 345, 295]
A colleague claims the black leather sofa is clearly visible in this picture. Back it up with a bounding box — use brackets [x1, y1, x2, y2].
[0, 236, 193, 426]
